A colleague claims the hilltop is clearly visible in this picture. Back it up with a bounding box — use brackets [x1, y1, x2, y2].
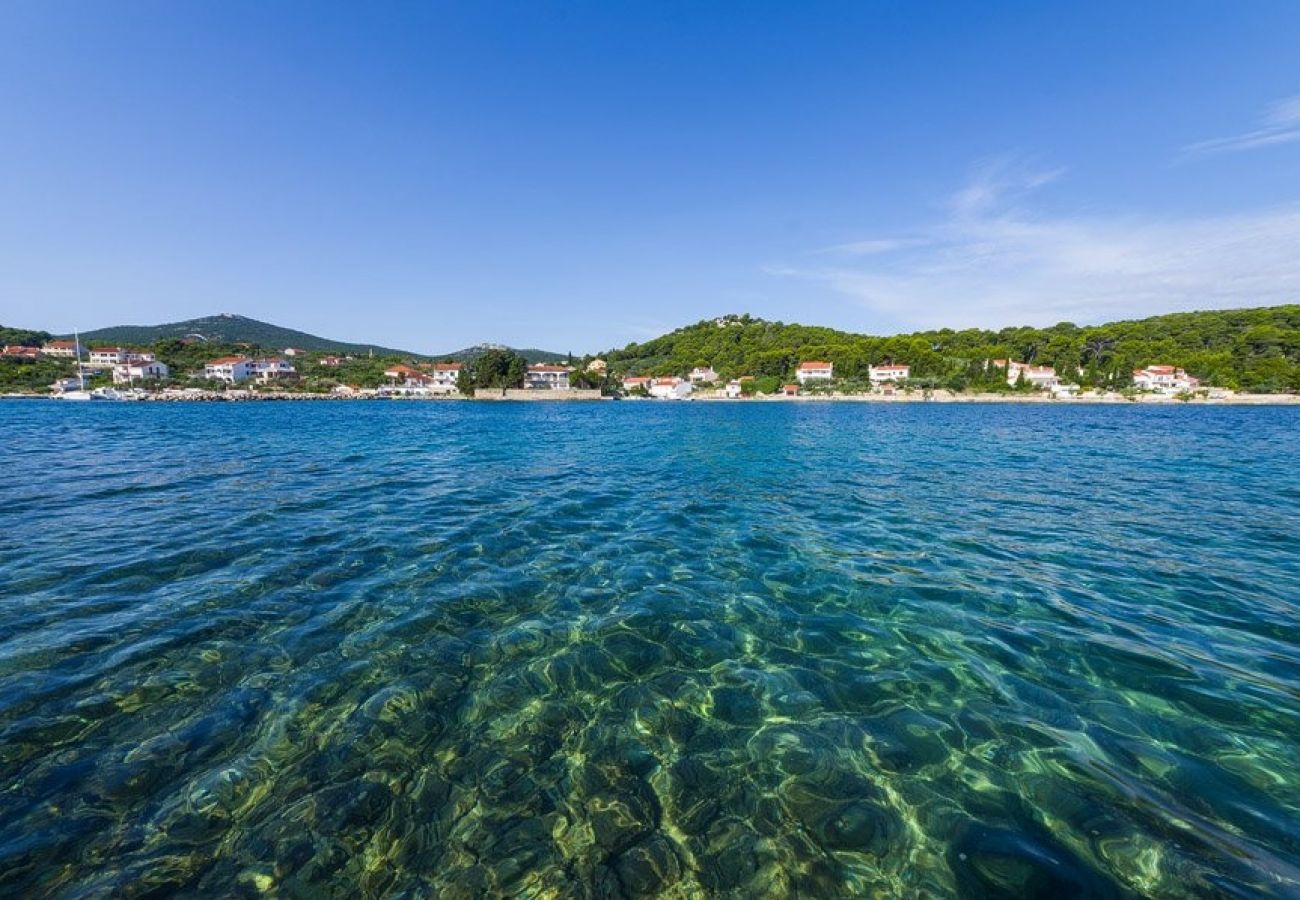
[71, 314, 422, 358]
[431, 343, 569, 364]
[601, 307, 1300, 393]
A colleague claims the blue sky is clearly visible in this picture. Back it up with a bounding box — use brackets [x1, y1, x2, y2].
[2, 2, 1299, 354]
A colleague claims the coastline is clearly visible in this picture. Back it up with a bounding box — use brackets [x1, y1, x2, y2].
[7, 389, 1300, 405]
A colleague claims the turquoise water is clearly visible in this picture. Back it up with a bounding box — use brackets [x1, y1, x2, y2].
[2, 400, 1299, 897]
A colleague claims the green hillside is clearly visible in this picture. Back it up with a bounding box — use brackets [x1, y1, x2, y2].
[602, 307, 1300, 392]
[73, 314, 420, 358]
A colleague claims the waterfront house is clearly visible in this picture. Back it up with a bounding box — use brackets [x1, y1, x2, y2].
[2, 345, 42, 360]
[649, 377, 693, 399]
[622, 375, 652, 393]
[868, 364, 910, 384]
[725, 380, 743, 398]
[253, 358, 297, 383]
[781, 384, 800, 396]
[993, 359, 1057, 388]
[525, 364, 571, 390]
[383, 363, 431, 386]
[89, 347, 129, 366]
[204, 356, 256, 383]
[690, 366, 719, 383]
[1133, 365, 1199, 394]
[431, 363, 463, 393]
[41, 340, 83, 358]
[1021, 365, 1059, 389]
[113, 360, 170, 384]
[795, 361, 834, 383]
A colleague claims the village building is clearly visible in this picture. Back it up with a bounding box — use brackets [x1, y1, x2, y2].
[781, 384, 800, 396]
[41, 340, 83, 358]
[253, 358, 297, 383]
[992, 359, 1057, 388]
[1020, 365, 1059, 389]
[204, 357, 256, 383]
[689, 366, 719, 383]
[383, 363, 432, 386]
[282, 347, 306, 357]
[868, 364, 910, 384]
[2, 345, 42, 359]
[795, 361, 834, 383]
[1133, 365, 1200, 394]
[525, 364, 571, 390]
[88, 347, 128, 366]
[318, 356, 342, 367]
[725, 379, 743, 398]
[113, 360, 170, 385]
[622, 376, 652, 393]
[431, 362, 463, 393]
[649, 377, 693, 399]
[586, 358, 608, 374]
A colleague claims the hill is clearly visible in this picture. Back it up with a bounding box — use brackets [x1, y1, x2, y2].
[431, 343, 569, 364]
[73, 314, 420, 357]
[602, 307, 1300, 393]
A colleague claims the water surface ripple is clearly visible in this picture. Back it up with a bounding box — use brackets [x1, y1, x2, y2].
[2, 401, 1299, 897]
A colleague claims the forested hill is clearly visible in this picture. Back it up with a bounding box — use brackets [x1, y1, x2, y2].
[602, 307, 1300, 392]
[73, 314, 419, 358]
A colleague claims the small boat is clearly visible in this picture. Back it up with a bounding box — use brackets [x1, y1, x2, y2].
[51, 331, 110, 401]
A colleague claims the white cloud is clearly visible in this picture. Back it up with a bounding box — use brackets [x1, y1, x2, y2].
[1182, 93, 1300, 156]
[770, 163, 1300, 330]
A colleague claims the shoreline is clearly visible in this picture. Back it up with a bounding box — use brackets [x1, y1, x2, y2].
[6, 390, 1299, 405]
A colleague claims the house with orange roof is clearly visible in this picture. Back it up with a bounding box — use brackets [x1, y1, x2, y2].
[1133, 365, 1199, 394]
[525, 364, 571, 390]
[795, 361, 834, 384]
[204, 356, 256, 383]
[868, 364, 910, 384]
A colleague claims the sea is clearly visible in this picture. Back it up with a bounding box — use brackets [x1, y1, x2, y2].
[1, 399, 1298, 897]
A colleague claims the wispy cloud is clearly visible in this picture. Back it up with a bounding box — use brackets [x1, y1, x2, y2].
[770, 161, 1300, 330]
[1182, 93, 1300, 157]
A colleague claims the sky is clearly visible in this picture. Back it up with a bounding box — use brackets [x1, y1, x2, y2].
[2, 1, 1299, 354]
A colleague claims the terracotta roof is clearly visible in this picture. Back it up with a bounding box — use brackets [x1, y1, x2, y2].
[44, 340, 78, 349]
[207, 356, 251, 365]
[434, 363, 463, 370]
[528, 364, 569, 373]
[873, 364, 909, 371]
[798, 361, 832, 369]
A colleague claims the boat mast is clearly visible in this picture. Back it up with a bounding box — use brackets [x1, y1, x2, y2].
[74, 330, 85, 390]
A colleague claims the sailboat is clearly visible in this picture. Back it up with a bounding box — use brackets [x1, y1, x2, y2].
[53, 331, 94, 401]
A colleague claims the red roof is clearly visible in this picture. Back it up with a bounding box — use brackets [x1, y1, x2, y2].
[798, 361, 832, 370]
[90, 347, 123, 353]
[208, 356, 251, 365]
[45, 340, 78, 349]
[528, 364, 568, 372]
[434, 363, 463, 371]
[874, 364, 909, 371]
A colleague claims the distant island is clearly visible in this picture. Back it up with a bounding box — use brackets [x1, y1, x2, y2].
[1, 304, 1298, 400]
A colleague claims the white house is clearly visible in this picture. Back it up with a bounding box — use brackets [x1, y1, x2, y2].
[1133, 365, 1199, 394]
[431, 363, 463, 393]
[525, 364, 571, 390]
[622, 375, 652, 393]
[41, 340, 83, 358]
[319, 355, 343, 367]
[993, 359, 1057, 388]
[795, 361, 834, 383]
[689, 366, 719, 383]
[725, 379, 743, 398]
[204, 356, 256, 383]
[89, 347, 129, 366]
[113, 360, 170, 385]
[1021, 365, 1059, 389]
[649, 377, 693, 399]
[868, 364, 910, 384]
[253, 358, 297, 383]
